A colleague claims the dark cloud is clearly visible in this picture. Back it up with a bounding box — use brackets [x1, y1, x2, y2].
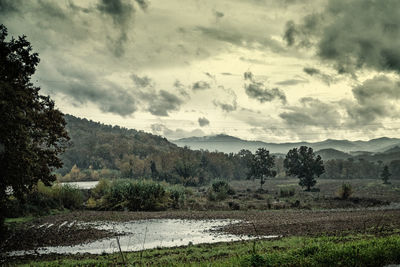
[213, 10, 224, 22]
[343, 75, 400, 126]
[280, 97, 341, 127]
[44, 65, 137, 116]
[0, 0, 21, 15]
[173, 80, 190, 98]
[285, 0, 400, 74]
[239, 57, 268, 65]
[192, 81, 211, 90]
[131, 74, 153, 88]
[243, 72, 287, 103]
[213, 100, 237, 112]
[97, 0, 147, 57]
[134, 0, 149, 11]
[204, 72, 216, 82]
[141, 90, 184, 117]
[213, 86, 238, 112]
[303, 67, 334, 85]
[198, 117, 210, 127]
[276, 78, 308, 86]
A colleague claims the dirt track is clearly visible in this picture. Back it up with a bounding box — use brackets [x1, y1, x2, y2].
[2, 208, 400, 254]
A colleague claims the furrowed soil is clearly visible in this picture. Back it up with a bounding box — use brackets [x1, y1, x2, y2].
[2, 208, 400, 254]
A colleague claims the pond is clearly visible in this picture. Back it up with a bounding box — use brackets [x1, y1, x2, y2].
[7, 219, 277, 256]
[61, 180, 99, 189]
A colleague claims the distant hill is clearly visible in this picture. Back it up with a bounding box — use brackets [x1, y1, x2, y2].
[60, 114, 178, 174]
[315, 149, 351, 160]
[172, 134, 400, 154]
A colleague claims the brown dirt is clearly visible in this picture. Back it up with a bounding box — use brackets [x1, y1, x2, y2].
[2, 208, 400, 255]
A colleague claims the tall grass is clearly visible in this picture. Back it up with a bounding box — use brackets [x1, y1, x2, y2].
[89, 179, 187, 211]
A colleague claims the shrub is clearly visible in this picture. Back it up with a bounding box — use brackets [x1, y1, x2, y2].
[208, 180, 235, 201]
[56, 184, 84, 210]
[167, 185, 186, 209]
[337, 183, 353, 200]
[280, 187, 295, 197]
[101, 179, 171, 211]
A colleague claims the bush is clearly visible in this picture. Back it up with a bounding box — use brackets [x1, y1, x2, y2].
[56, 184, 84, 210]
[5, 182, 84, 218]
[337, 183, 353, 200]
[167, 185, 186, 209]
[208, 180, 235, 201]
[280, 187, 295, 197]
[100, 179, 173, 211]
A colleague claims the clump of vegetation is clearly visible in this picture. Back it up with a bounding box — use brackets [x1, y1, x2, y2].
[208, 180, 235, 201]
[88, 179, 186, 211]
[337, 183, 353, 200]
[5, 182, 83, 218]
[280, 187, 295, 197]
[240, 235, 400, 267]
[381, 165, 391, 184]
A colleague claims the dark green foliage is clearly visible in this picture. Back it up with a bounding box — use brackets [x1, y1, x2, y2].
[4, 182, 83, 218]
[91, 179, 185, 211]
[208, 180, 235, 201]
[0, 25, 69, 230]
[241, 236, 400, 267]
[247, 148, 276, 189]
[337, 183, 353, 200]
[280, 187, 295, 197]
[284, 146, 325, 191]
[381, 165, 391, 184]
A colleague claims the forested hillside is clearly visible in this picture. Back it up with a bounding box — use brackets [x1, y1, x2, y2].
[58, 115, 251, 184]
[59, 115, 400, 183]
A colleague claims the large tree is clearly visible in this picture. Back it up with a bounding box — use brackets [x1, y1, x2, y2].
[0, 25, 69, 229]
[248, 148, 276, 189]
[284, 146, 324, 191]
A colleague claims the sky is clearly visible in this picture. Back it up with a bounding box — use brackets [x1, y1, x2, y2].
[2, 0, 400, 142]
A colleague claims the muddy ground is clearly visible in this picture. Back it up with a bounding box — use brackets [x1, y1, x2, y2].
[2, 207, 400, 255]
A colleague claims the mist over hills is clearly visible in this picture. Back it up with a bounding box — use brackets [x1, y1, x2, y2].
[172, 134, 400, 154]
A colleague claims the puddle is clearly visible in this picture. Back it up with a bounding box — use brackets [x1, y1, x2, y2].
[6, 219, 277, 256]
[61, 181, 99, 189]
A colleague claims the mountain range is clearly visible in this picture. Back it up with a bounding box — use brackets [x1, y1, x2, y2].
[172, 134, 400, 155]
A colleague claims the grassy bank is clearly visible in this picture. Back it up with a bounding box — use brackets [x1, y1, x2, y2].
[9, 234, 400, 266]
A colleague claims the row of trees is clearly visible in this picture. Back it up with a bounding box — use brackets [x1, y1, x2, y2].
[247, 147, 325, 191]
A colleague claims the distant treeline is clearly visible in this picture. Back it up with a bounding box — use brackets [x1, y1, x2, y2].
[59, 115, 400, 184]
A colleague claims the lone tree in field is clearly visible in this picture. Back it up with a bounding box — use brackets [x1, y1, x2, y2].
[0, 25, 69, 231]
[284, 146, 324, 191]
[381, 165, 391, 184]
[248, 148, 276, 189]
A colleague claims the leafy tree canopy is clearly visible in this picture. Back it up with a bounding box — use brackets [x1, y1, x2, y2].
[247, 148, 276, 189]
[284, 146, 324, 191]
[0, 24, 69, 226]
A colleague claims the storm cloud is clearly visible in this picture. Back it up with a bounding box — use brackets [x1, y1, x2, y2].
[343, 75, 400, 126]
[280, 97, 341, 127]
[198, 117, 210, 127]
[192, 81, 211, 91]
[303, 67, 335, 85]
[244, 72, 287, 104]
[140, 90, 184, 117]
[42, 65, 138, 116]
[285, 0, 400, 74]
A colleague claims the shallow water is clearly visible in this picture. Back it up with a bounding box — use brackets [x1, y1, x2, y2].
[61, 181, 99, 189]
[7, 219, 277, 256]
